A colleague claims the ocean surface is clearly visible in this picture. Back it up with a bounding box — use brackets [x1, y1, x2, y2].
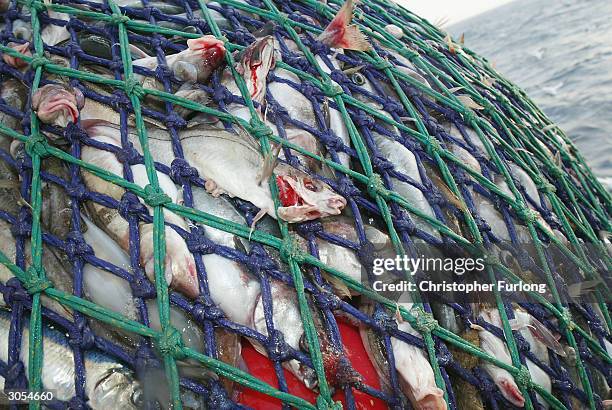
[450, 0, 612, 188]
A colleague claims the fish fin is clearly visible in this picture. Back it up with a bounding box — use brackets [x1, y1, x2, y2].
[318, 0, 371, 51]
[176, 358, 220, 382]
[249, 208, 267, 241]
[456, 95, 484, 110]
[509, 318, 526, 331]
[342, 65, 365, 75]
[323, 272, 352, 299]
[528, 316, 566, 357]
[395, 304, 404, 323]
[444, 34, 456, 54]
[459, 33, 465, 45]
[470, 323, 485, 331]
[249, 339, 268, 358]
[448, 86, 464, 93]
[257, 144, 281, 186]
[567, 279, 602, 299]
[129, 44, 150, 59]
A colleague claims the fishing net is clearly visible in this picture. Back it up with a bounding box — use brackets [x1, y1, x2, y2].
[0, 0, 610, 408]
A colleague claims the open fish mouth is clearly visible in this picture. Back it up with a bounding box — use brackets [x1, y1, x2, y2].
[32, 83, 85, 127]
[275, 173, 346, 222]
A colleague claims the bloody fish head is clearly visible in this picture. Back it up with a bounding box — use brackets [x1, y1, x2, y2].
[497, 376, 525, 407]
[275, 165, 346, 222]
[31, 83, 85, 128]
[3, 41, 32, 69]
[236, 35, 277, 104]
[185, 35, 226, 82]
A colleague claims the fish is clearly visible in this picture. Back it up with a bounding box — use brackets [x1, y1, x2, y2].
[0, 155, 73, 320]
[509, 309, 556, 408]
[76, 124, 200, 299]
[476, 307, 525, 407]
[191, 187, 321, 389]
[252, 280, 318, 389]
[2, 41, 31, 69]
[31, 83, 85, 128]
[80, 215, 242, 389]
[133, 35, 226, 86]
[0, 78, 28, 136]
[40, 10, 71, 47]
[360, 297, 448, 410]
[0, 309, 143, 409]
[85, 120, 345, 224]
[317, 0, 371, 51]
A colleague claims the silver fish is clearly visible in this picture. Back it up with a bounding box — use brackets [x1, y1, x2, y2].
[83, 120, 345, 224]
[0, 310, 142, 409]
[191, 187, 318, 388]
[0, 156, 73, 320]
[360, 297, 447, 410]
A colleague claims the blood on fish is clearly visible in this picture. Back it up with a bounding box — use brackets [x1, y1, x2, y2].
[276, 175, 301, 207]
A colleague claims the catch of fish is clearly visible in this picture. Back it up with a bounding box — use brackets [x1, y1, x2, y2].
[0, 0, 610, 408]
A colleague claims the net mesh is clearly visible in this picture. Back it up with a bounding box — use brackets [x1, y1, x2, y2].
[0, 0, 610, 408]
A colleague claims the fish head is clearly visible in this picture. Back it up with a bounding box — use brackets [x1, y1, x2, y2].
[31, 83, 84, 128]
[3, 41, 31, 69]
[89, 367, 143, 410]
[185, 35, 227, 82]
[275, 166, 346, 222]
[236, 35, 277, 103]
[414, 390, 447, 410]
[496, 375, 525, 407]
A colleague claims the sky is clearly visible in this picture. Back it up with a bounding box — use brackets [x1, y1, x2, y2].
[395, 0, 515, 25]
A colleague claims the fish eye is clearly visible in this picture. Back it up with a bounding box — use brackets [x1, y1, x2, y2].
[131, 388, 143, 407]
[351, 72, 366, 86]
[303, 179, 319, 192]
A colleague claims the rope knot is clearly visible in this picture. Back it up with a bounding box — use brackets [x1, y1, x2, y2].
[426, 137, 442, 156]
[316, 397, 343, 410]
[23, 272, 52, 295]
[373, 59, 392, 71]
[279, 236, 305, 263]
[129, 273, 156, 299]
[29, 56, 48, 69]
[249, 119, 273, 139]
[462, 108, 478, 125]
[118, 191, 148, 219]
[560, 308, 575, 331]
[366, 173, 386, 197]
[547, 166, 564, 179]
[534, 177, 556, 193]
[512, 204, 538, 224]
[410, 306, 439, 334]
[157, 326, 185, 359]
[483, 252, 500, 267]
[514, 365, 532, 388]
[25, 134, 50, 157]
[110, 13, 130, 25]
[143, 184, 171, 207]
[123, 78, 145, 99]
[321, 80, 343, 98]
[170, 158, 199, 184]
